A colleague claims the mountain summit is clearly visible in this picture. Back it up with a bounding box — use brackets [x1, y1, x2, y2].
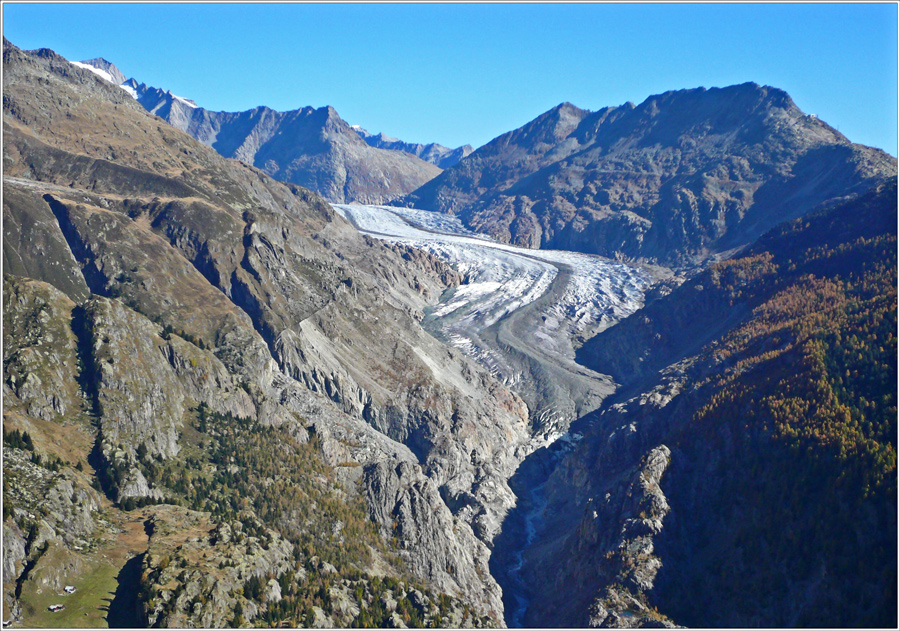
[397, 83, 896, 268]
[77, 57, 126, 84]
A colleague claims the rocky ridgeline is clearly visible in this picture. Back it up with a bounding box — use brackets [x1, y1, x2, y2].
[353, 126, 474, 170]
[399, 86, 896, 269]
[121, 78, 443, 204]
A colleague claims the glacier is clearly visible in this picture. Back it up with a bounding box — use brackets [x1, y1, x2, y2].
[332, 203, 653, 437]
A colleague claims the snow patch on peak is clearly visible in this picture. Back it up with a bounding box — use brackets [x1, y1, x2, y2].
[120, 82, 139, 100]
[69, 60, 115, 84]
[171, 93, 198, 109]
[351, 124, 373, 139]
[70, 59, 138, 101]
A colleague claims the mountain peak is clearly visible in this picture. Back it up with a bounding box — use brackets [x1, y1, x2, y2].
[554, 101, 581, 112]
[75, 57, 127, 85]
[400, 81, 895, 264]
[548, 101, 590, 120]
[80, 57, 126, 84]
[640, 82, 796, 116]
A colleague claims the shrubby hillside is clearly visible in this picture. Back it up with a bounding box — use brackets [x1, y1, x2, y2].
[519, 180, 897, 627]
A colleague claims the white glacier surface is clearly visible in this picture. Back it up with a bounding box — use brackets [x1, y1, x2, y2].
[333, 203, 651, 345]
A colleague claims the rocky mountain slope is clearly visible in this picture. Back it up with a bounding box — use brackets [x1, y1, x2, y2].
[509, 179, 897, 627]
[353, 126, 473, 169]
[79, 57, 443, 204]
[397, 85, 896, 269]
[2, 38, 532, 626]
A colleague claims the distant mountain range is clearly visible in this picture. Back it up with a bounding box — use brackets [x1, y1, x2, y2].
[352, 125, 474, 169]
[78, 58, 472, 204]
[396, 84, 896, 269]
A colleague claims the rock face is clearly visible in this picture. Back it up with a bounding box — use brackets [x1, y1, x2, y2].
[364, 460, 504, 616]
[398, 85, 896, 268]
[79, 295, 256, 501]
[3, 446, 103, 552]
[3, 37, 531, 625]
[3, 277, 84, 423]
[353, 126, 474, 169]
[117, 78, 442, 204]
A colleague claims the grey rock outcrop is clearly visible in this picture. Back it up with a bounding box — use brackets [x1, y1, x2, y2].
[3, 276, 84, 423]
[3, 446, 102, 549]
[364, 460, 504, 616]
[518, 374, 685, 627]
[2, 523, 26, 586]
[140, 506, 294, 628]
[86, 297, 186, 461]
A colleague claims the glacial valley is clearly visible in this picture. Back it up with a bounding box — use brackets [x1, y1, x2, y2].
[333, 203, 657, 440]
[2, 35, 896, 630]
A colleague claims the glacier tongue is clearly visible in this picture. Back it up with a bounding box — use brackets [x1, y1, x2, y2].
[332, 203, 652, 434]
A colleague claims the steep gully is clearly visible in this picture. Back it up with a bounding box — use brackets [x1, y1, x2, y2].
[332, 203, 659, 625]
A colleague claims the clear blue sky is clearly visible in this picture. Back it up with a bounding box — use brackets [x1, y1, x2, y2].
[3, 3, 897, 155]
